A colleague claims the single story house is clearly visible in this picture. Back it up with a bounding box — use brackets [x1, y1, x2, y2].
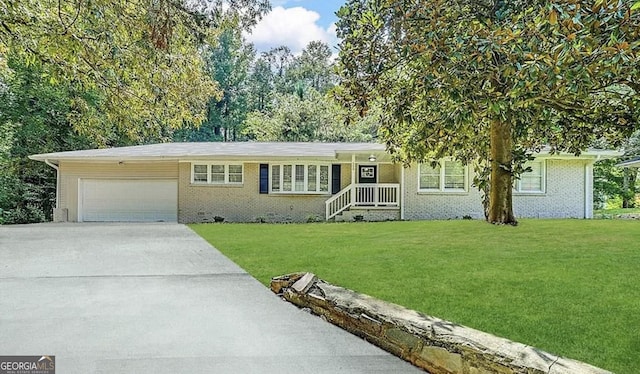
[29, 142, 618, 223]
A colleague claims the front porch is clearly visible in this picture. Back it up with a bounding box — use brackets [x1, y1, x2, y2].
[326, 183, 401, 221]
[325, 150, 402, 221]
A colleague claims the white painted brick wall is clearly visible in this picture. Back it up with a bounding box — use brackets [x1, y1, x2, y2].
[513, 159, 587, 218]
[403, 159, 590, 220]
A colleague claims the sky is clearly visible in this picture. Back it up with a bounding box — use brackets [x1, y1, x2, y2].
[243, 0, 346, 55]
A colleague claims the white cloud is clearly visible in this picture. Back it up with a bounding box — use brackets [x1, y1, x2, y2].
[244, 6, 339, 54]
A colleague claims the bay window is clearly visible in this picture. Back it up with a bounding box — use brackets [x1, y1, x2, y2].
[271, 163, 330, 193]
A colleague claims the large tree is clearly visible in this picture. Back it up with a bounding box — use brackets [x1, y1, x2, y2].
[0, 58, 97, 223]
[335, 0, 640, 224]
[243, 88, 379, 142]
[243, 41, 377, 143]
[288, 41, 336, 93]
[174, 27, 256, 142]
[0, 0, 269, 144]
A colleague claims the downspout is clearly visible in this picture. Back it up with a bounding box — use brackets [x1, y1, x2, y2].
[44, 159, 60, 208]
[400, 165, 405, 220]
[585, 155, 600, 219]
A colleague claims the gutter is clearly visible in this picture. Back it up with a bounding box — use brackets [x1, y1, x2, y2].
[44, 159, 60, 208]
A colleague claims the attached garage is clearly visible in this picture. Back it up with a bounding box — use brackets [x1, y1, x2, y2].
[79, 179, 178, 222]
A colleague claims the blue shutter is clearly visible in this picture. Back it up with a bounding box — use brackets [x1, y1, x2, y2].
[259, 164, 269, 194]
[331, 164, 341, 194]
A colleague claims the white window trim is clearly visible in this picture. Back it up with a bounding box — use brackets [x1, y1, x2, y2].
[418, 159, 469, 193]
[191, 163, 244, 185]
[514, 160, 546, 194]
[270, 163, 331, 195]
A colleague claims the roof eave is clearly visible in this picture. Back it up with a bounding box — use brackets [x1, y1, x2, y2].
[534, 149, 622, 159]
[617, 158, 640, 168]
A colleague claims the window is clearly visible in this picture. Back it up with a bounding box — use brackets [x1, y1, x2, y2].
[228, 165, 243, 183]
[210, 165, 225, 183]
[193, 165, 208, 183]
[444, 160, 465, 189]
[515, 161, 545, 193]
[191, 163, 243, 185]
[308, 165, 317, 191]
[271, 163, 330, 193]
[271, 165, 280, 191]
[419, 163, 440, 189]
[419, 160, 467, 192]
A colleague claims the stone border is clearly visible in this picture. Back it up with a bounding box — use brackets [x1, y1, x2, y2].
[271, 273, 612, 374]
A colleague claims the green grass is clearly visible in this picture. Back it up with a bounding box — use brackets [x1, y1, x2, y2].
[595, 207, 640, 215]
[190, 220, 640, 373]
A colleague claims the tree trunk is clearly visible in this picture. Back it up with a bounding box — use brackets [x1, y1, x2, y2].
[488, 120, 517, 225]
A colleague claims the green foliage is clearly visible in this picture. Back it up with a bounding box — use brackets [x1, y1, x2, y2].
[0, 1, 270, 222]
[594, 131, 640, 208]
[595, 207, 640, 216]
[0, 0, 270, 143]
[0, 204, 46, 225]
[175, 39, 352, 142]
[0, 58, 95, 223]
[336, 0, 640, 222]
[247, 41, 336, 112]
[192, 220, 640, 374]
[261, 46, 295, 94]
[240, 40, 377, 142]
[243, 89, 379, 142]
[594, 159, 638, 208]
[174, 28, 256, 141]
[288, 41, 336, 93]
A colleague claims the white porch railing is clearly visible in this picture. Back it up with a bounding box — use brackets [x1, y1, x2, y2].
[325, 183, 400, 220]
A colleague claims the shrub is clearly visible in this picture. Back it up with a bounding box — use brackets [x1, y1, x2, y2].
[1, 205, 46, 224]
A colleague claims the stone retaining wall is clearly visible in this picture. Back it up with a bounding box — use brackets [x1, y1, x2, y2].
[271, 273, 612, 374]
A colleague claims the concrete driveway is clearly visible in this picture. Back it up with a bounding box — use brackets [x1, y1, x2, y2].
[0, 223, 422, 374]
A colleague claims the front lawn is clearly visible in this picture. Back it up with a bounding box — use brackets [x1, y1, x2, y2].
[191, 220, 640, 373]
[594, 207, 640, 218]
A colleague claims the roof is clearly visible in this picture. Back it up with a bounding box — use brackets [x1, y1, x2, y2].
[28, 142, 621, 164]
[29, 142, 387, 163]
[617, 157, 640, 168]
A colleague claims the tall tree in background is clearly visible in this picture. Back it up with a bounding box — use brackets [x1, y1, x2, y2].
[262, 46, 294, 93]
[0, 59, 96, 223]
[243, 88, 378, 142]
[0, 0, 270, 144]
[288, 41, 335, 93]
[336, 0, 640, 225]
[174, 28, 255, 141]
[0, 0, 269, 223]
[247, 57, 275, 112]
[243, 41, 377, 142]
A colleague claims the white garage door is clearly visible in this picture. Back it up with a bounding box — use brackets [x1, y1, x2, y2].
[80, 179, 178, 222]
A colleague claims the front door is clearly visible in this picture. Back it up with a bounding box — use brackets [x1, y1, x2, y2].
[357, 165, 377, 205]
[358, 165, 377, 184]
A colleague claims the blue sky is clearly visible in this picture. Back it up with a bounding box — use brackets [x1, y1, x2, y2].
[244, 0, 346, 54]
[271, 0, 344, 28]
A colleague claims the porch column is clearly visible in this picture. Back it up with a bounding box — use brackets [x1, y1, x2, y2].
[351, 154, 356, 205]
[351, 154, 356, 184]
